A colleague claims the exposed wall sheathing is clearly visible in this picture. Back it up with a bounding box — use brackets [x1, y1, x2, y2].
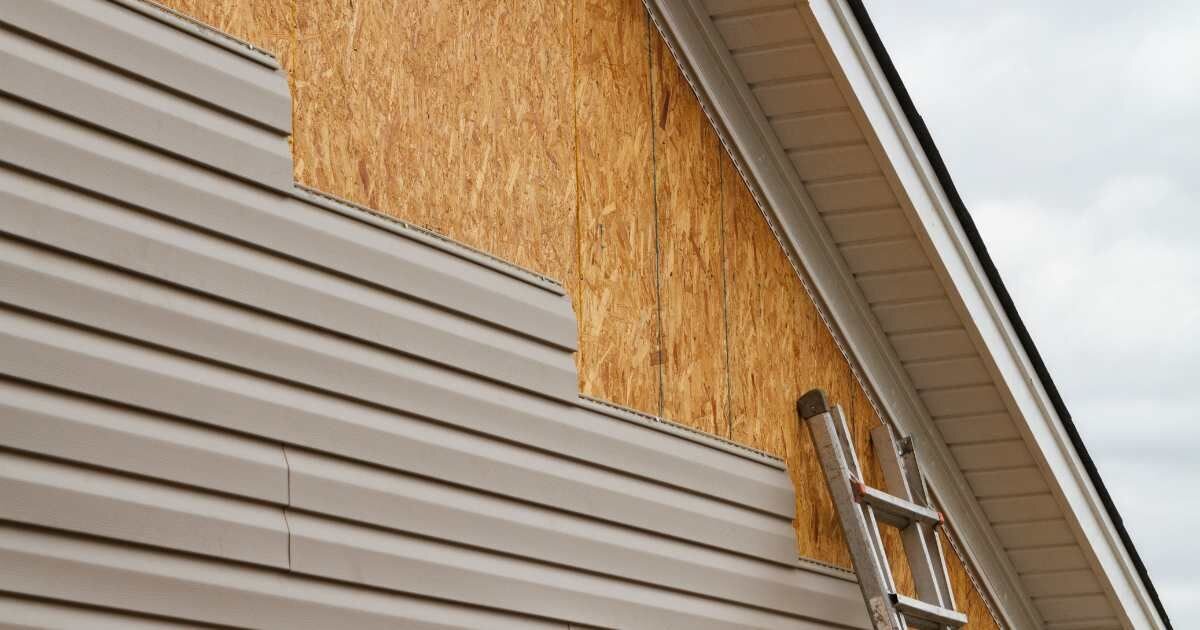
[572, 0, 660, 412]
[651, 35, 728, 436]
[156, 0, 1000, 625]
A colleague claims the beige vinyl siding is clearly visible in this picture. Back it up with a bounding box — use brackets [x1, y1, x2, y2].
[0, 1, 869, 627]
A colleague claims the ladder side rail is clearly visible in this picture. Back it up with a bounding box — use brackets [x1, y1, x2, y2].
[901, 441, 958, 612]
[799, 392, 904, 630]
[871, 426, 953, 611]
[832, 406, 900, 599]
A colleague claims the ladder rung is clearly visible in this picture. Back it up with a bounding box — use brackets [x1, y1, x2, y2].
[893, 593, 968, 628]
[853, 481, 942, 528]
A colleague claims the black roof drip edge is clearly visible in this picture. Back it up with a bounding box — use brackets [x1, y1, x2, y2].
[843, 2, 1171, 627]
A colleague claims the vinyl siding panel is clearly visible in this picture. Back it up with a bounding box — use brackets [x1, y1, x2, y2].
[0, 2, 868, 627]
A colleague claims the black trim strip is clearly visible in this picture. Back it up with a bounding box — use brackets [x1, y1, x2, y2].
[843, 2, 1172, 627]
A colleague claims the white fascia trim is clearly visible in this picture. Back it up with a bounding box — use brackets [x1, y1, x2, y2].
[644, 1, 1039, 628]
[812, 1, 1167, 628]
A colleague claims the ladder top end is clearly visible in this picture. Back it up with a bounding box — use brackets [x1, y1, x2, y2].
[797, 389, 830, 420]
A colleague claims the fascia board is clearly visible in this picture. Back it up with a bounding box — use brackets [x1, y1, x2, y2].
[642, 1, 1040, 628]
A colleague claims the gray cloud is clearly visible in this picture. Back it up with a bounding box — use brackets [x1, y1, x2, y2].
[864, 0, 1200, 621]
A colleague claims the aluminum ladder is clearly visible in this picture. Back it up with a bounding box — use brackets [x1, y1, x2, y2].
[797, 389, 967, 630]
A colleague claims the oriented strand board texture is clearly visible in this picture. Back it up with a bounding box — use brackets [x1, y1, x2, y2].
[290, 0, 579, 298]
[652, 34, 728, 435]
[157, 0, 1000, 623]
[944, 530, 1003, 630]
[572, 0, 660, 411]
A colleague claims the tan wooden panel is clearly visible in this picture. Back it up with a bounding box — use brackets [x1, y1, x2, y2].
[287, 0, 579, 293]
[723, 151, 795, 458]
[943, 529, 1003, 630]
[652, 30, 728, 434]
[573, 0, 661, 411]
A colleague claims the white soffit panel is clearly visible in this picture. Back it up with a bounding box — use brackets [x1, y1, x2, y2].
[644, 1, 1169, 629]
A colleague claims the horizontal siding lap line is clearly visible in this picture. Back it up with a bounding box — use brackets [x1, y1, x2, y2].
[0, 0, 290, 132]
[106, 0, 281, 69]
[292, 186, 567, 297]
[0, 522, 570, 629]
[0, 230, 791, 513]
[0, 27, 292, 189]
[286, 512, 853, 630]
[0, 374, 288, 503]
[0, 448, 291, 568]
[0, 253, 787, 513]
[0, 593, 210, 629]
[0, 104, 577, 351]
[575, 396, 787, 470]
[0, 309, 800, 561]
[0, 170, 580, 400]
[280, 492, 811, 619]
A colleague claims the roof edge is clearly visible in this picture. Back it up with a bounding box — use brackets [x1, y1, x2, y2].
[840, 2, 1171, 627]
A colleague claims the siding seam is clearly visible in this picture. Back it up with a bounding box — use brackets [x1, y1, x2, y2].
[646, 8, 667, 417]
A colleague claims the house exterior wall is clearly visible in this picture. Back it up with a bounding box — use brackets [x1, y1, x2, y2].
[133, 0, 990, 625]
[0, 1, 878, 626]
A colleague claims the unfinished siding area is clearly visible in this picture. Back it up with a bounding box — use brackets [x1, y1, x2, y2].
[0, 2, 877, 627]
[152, 0, 1002, 624]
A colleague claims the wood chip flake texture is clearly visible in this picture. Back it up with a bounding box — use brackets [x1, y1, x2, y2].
[652, 30, 728, 435]
[572, 0, 660, 411]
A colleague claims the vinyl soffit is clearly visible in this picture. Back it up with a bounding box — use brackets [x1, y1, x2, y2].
[643, 1, 1169, 629]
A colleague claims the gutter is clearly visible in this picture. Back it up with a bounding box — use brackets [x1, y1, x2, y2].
[842, 2, 1173, 627]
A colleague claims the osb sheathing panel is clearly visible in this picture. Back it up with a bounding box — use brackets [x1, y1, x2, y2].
[156, 1, 999, 623]
[651, 33, 728, 435]
[572, 0, 660, 412]
[291, 0, 580, 298]
[944, 529, 1003, 630]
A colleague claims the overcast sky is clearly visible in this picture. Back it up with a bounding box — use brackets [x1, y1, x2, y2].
[862, 1, 1199, 623]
